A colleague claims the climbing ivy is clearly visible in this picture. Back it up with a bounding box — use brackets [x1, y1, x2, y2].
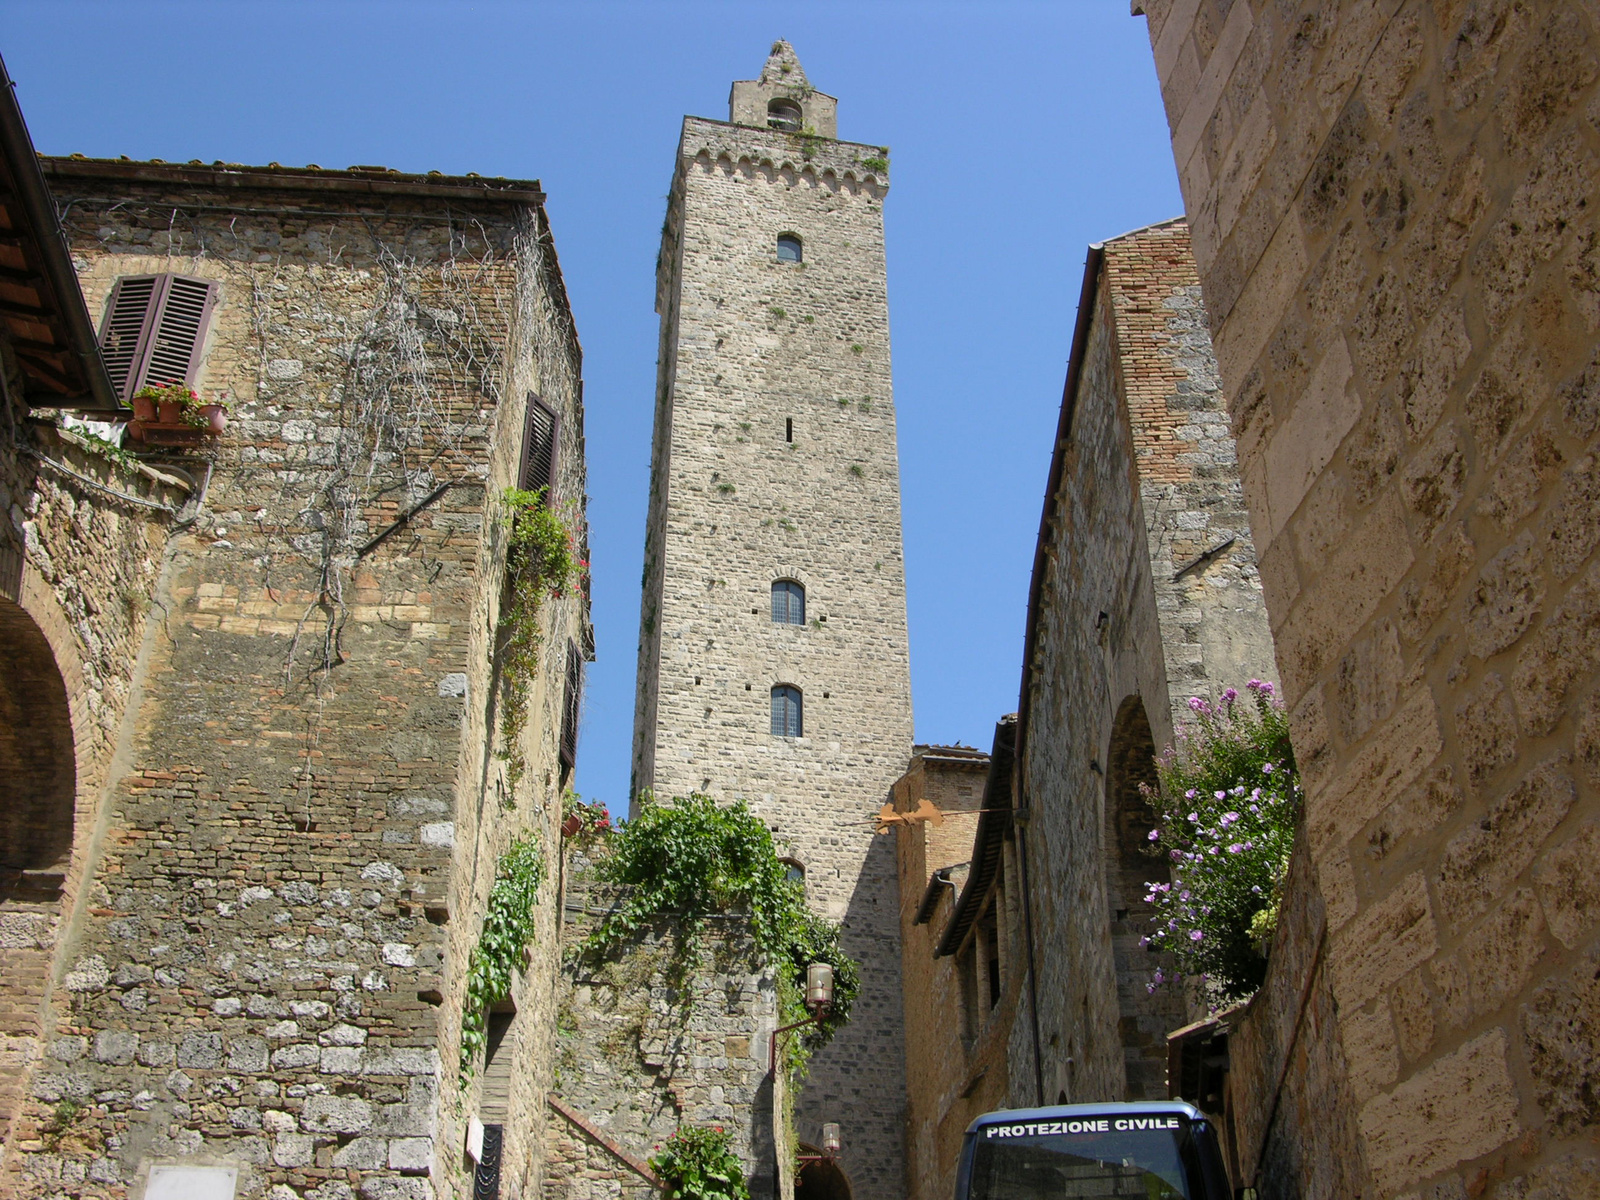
[497, 487, 580, 790]
[582, 793, 859, 1069]
[459, 835, 546, 1082]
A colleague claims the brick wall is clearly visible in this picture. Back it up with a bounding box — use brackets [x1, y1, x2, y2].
[1, 163, 588, 1200]
[1137, 1, 1600, 1193]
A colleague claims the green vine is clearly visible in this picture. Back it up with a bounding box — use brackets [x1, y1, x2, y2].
[459, 835, 546, 1082]
[650, 1125, 749, 1200]
[582, 793, 859, 1073]
[497, 487, 580, 790]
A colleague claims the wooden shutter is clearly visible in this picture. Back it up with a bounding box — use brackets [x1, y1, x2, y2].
[96, 273, 219, 402]
[560, 640, 582, 772]
[97, 276, 159, 401]
[140, 275, 218, 390]
[518, 395, 559, 500]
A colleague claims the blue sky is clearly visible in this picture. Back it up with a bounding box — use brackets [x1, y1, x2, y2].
[5, 1, 1182, 813]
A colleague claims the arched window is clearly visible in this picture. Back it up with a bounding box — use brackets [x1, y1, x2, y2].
[780, 858, 805, 885]
[771, 579, 805, 625]
[767, 98, 803, 132]
[776, 234, 803, 263]
[771, 685, 803, 738]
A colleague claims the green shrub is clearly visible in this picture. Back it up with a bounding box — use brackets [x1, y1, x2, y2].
[1143, 681, 1300, 1001]
[651, 1125, 749, 1200]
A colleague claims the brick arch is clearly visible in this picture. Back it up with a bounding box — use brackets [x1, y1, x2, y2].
[0, 593, 77, 877]
[1103, 693, 1185, 1099]
[0, 583, 81, 1150]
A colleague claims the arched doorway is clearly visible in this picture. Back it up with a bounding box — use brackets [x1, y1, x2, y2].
[1104, 695, 1185, 1099]
[795, 1145, 852, 1200]
[0, 595, 76, 1146]
[0, 595, 76, 884]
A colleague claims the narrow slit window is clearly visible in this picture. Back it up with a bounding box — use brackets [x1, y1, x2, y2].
[785, 417, 793, 443]
[776, 234, 803, 263]
[771, 580, 805, 625]
[770, 685, 802, 738]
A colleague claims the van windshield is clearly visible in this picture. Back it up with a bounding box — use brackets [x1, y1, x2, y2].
[966, 1114, 1201, 1200]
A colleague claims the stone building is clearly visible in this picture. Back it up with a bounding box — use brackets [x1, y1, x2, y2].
[893, 220, 1276, 1200]
[631, 43, 911, 1199]
[0, 126, 591, 1200]
[889, 736, 1010, 1200]
[1135, 0, 1600, 1195]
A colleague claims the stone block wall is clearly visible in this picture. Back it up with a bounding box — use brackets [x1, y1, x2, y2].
[0, 403, 188, 1156]
[1016, 221, 1275, 1112]
[547, 863, 778, 1200]
[1136, 0, 1600, 1193]
[631, 49, 910, 1198]
[0, 162, 589, 1200]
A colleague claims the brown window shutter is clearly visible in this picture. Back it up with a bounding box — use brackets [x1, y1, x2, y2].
[97, 275, 160, 401]
[137, 275, 219, 391]
[559, 640, 582, 772]
[518, 395, 560, 500]
[97, 273, 220, 401]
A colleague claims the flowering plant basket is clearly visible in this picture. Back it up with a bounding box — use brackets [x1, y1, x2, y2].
[1141, 680, 1301, 1002]
[127, 382, 227, 443]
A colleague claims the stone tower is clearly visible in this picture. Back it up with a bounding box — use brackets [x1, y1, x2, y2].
[633, 41, 911, 1199]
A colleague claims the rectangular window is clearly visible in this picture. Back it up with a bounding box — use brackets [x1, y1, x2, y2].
[560, 640, 582, 774]
[98, 274, 219, 401]
[519, 395, 560, 500]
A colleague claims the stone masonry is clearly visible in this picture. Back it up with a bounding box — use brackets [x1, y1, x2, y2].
[542, 861, 779, 1200]
[1014, 220, 1276, 1111]
[631, 44, 911, 1199]
[1137, 0, 1600, 1194]
[1, 159, 590, 1200]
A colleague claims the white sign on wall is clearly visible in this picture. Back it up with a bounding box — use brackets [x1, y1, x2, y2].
[144, 1165, 238, 1200]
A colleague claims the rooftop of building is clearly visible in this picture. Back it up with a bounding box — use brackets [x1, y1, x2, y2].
[38, 155, 546, 205]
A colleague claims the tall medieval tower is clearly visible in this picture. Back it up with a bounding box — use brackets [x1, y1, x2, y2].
[633, 42, 912, 1198]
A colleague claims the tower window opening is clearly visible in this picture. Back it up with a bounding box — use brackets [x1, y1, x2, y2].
[772, 580, 805, 625]
[785, 417, 793, 443]
[777, 234, 803, 263]
[767, 99, 803, 132]
[771, 685, 803, 738]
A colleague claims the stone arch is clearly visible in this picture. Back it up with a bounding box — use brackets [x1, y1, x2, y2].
[796, 1147, 852, 1200]
[1103, 694, 1185, 1099]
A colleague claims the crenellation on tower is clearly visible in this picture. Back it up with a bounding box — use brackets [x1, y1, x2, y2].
[633, 41, 910, 1200]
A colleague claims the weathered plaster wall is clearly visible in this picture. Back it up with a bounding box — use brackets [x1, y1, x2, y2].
[1137, 1, 1600, 1193]
[632, 49, 910, 1197]
[2, 167, 588, 1200]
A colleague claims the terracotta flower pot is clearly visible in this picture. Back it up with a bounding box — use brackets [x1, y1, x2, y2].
[130, 395, 157, 422]
[157, 398, 184, 424]
[198, 404, 228, 434]
[561, 814, 583, 839]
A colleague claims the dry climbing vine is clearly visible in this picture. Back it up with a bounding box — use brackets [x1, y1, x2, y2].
[59, 197, 583, 817]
